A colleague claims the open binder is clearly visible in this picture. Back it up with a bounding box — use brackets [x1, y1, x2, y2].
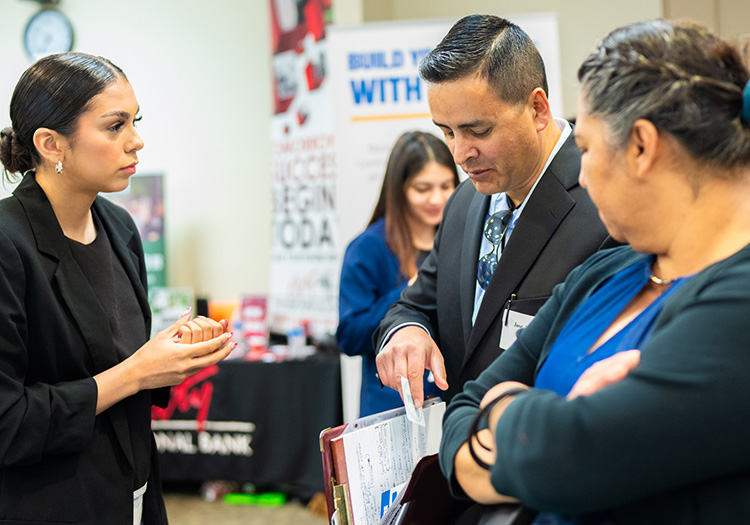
[319, 399, 467, 525]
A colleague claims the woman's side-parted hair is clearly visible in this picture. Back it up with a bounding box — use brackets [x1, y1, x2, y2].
[0, 52, 126, 182]
[578, 19, 750, 172]
[369, 131, 459, 278]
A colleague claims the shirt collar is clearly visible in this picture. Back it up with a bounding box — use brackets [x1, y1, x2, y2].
[489, 118, 572, 217]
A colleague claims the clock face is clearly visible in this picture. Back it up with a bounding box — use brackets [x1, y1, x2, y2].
[24, 9, 74, 62]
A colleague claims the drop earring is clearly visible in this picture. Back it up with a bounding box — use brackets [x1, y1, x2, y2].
[55, 160, 63, 174]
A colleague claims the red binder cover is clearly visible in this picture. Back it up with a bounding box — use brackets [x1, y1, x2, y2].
[319, 423, 348, 522]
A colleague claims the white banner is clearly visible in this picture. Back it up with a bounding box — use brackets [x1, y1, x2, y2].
[268, 0, 338, 338]
[329, 13, 563, 252]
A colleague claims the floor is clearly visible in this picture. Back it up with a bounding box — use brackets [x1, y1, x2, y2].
[163, 485, 329, 525]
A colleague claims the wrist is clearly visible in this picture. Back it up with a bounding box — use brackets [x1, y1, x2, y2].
[487, 390, 523, 431]
[119, 351, 145, 394]
[469, 386, 529, 470]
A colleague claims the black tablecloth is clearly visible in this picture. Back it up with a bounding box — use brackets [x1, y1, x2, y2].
[151, 354, 342, 497]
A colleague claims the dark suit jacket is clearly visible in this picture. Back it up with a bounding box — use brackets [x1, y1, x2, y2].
[0, 173, 168, 524]
[374, 134, 611, 400]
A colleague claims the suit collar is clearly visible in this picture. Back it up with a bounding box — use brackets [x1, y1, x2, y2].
[463, 134, 580, 363]
[460, 191, 490, 346]
[93, 198, 151, 324]
[13, 172, 71, 261]
[13, 172, 146, 469]
[13, 173, 149, 323]
[545, 127, 581, 190]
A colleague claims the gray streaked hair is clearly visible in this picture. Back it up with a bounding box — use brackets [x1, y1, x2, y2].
[578, 19, 750, 170]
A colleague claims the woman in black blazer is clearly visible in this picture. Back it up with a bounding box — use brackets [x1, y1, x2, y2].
[0, 53, 236, 524]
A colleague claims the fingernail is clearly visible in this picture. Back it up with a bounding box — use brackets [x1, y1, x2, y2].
[181, 307, 192, 318]
[226, 332, 234, 339]
[232, 342, 238, 349]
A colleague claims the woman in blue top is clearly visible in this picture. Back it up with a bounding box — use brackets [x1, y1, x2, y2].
[440, 20, 750, 524]
[337, 131, 459, 416]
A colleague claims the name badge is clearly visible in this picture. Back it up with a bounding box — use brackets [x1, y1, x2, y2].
[499, 310, 535, 350]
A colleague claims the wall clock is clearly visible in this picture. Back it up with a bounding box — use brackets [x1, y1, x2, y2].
[24, 8, 74, 62]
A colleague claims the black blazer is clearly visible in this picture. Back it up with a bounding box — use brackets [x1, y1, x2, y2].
[374, 134, 611, 400]
[0, 173, 168, 524]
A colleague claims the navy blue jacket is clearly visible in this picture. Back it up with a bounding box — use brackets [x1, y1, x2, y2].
[337, 218, 441, 416]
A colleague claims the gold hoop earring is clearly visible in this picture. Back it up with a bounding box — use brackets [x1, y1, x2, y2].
[55, 160, 63, 174]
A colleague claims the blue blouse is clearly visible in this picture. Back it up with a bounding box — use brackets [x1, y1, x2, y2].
[337, 218, 441, 417]
[532, 256, 690, 525]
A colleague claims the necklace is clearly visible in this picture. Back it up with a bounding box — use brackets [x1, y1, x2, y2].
[649, 273, 675, 286]
[649, 258, 677, 286]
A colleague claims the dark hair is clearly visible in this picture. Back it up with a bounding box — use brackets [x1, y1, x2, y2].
[369, 131, 459, 277]
[419, 14, 548, 105]
[0, 52, 126, 182]
[578, 19, 750, 170]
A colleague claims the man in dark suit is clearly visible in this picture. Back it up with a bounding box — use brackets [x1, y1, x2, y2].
[374, 14, 611, 407]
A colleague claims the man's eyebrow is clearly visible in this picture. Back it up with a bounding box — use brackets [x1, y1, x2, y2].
[432, 119, 490, 129]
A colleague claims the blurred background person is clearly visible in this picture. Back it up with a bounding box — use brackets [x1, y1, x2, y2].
[440, 19, 750, 524]
[0, 52, 233, 524]
[337, 131, 459, 417]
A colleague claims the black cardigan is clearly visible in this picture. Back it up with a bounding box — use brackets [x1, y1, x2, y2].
[441, 245, 750, 524]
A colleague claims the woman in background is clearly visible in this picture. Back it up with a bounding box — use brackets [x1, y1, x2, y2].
[337, 131, 459, 417]
[0, 53, 234, 524]
[440, 19, 750, 524]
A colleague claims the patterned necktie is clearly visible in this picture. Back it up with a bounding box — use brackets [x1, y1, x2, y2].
[477, 209, 512, 289]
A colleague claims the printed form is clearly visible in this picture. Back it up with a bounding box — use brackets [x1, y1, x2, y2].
[338, 400, 445, 525]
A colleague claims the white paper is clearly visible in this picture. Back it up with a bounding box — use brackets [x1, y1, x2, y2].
[337, 401, 445, 525]
[400, 377, 424, 426]
[379, 481, 407, 523]
[499, 310, 535, 350]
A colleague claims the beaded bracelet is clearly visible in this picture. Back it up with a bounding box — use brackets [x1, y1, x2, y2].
[467, 386, 529, 470]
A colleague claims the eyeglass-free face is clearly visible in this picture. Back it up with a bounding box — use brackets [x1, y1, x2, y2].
[575, 96, 633, 247]
[477, 209, 512, 289]
[404, 161, 457, 228]
[52, 77, 143, 198]
[427, 75, 548, 200]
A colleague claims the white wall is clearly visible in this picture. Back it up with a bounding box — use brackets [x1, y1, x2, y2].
[5, 0, 743, 309]
[0, 1, 272, 302]
[362, 0, 664, 119]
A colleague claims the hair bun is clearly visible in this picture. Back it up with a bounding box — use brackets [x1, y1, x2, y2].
[0, 126, 34, 176]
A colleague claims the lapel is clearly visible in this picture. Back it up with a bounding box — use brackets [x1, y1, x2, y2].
[13, 174, 143, 469]
[463, 135, 580, 366]
[459, 191, 490, 347]
[93, 197, 151, 329]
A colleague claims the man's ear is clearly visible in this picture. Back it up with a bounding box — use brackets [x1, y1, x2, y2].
[627, 119, 659, 180]
[32, 128, 67, 167]
[527, 88, 551, 132]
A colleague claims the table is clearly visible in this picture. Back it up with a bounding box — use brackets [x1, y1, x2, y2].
[151, 354, 342, 498]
